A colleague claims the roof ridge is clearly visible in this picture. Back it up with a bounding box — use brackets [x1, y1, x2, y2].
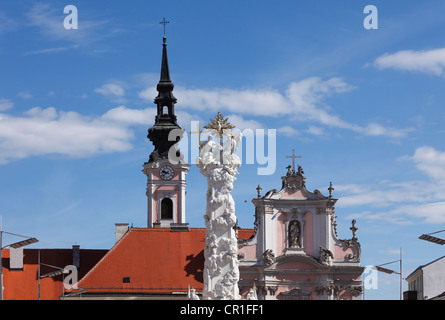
[75, 227, 132, 289]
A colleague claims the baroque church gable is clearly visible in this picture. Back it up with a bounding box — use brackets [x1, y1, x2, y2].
[238, 163, 364, 299]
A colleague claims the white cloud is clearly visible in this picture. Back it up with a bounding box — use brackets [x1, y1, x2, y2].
[24, 45, 79, 56]
[390, 201, 445, 224]
[0, 105, 203, 164]
[411, 146, 445, 180]
[25, 3, 109, 50]
[306, 126, 324, 136]
[374, 48, 445, 76]
[0, 107, 134, 163]
[0, 98, 13, 111]
[101, 105, 155, 125]
[95, 83, 127, 103]
[356, 123, 415, 139]
[95, 83, 125, 97]
[278, 126, 299, 137]
[140, 78, 412, 139]
[225, 114, 264, 132]
[174, 86, 291, 117]
[17, 92, 32, 100]
[336, 146, 445, 225]
[139, 86, 157, 101]
[0, 11, 17, 35]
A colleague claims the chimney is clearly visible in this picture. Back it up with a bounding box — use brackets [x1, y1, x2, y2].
[10, 247, 24, 270]
[115, 223, 129, 243]
[72, 245, 80, 270]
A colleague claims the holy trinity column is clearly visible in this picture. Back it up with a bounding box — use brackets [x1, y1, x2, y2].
[196, 112, 242, 300]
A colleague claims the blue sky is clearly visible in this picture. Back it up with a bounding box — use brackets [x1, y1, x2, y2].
[1, 0, 445, 300]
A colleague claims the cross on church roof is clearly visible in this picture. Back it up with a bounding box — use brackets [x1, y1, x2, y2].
[285, 149, 301, 172]
[328, 182, 334, 198]
[160, 17, 169, 36]
[256, 185, 262, 198]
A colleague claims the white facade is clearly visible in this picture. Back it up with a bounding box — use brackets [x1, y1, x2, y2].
[406, 256, 445, 300]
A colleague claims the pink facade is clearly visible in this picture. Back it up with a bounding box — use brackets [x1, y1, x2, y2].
[237, 165, 364, 300]
[143, 160, 190, 228]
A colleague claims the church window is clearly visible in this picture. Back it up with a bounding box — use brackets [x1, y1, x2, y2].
[161, 197, 173, 220]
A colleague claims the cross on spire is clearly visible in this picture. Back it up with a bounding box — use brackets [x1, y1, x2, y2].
[160, 17, 169, 36]
[285, 149, 301, 172]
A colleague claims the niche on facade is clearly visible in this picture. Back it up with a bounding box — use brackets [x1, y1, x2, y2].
[288, 220, 302, 248]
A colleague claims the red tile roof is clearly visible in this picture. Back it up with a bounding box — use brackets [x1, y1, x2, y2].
[1, 248, 107, 300]
[74, 227, 254, 295]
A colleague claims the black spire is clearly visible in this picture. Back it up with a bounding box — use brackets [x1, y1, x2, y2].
[159, 36, 172, 83]
[147, 35, 184, 164]
[154, 36, 178, 124]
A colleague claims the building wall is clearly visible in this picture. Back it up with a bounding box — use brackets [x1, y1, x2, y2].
[423, 257, 445, 300]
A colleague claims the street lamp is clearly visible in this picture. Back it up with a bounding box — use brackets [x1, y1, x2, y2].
[419, 230, 445, 245]
[0, 218, 39, 300]
[38, 250, 69, 300]
[373, 248, 403, 300]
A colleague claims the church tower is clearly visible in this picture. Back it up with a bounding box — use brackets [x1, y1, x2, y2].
[142, 35, 190, 230]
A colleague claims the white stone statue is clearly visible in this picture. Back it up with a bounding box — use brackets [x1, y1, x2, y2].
[197, 112, 242, 300]
[187, 286, 200, 300]
[246, 288, 258, 300]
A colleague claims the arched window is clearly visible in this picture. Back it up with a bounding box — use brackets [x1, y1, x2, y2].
[161, 197, 173, 220]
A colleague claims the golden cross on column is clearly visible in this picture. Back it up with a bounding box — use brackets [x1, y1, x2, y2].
[203, 112, 235, 140]
[285, 148, 301, 172]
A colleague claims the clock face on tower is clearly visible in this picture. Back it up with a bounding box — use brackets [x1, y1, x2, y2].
[159, 165, 174, 180]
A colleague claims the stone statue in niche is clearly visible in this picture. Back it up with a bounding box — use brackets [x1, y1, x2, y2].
[288, 220, 301, 248]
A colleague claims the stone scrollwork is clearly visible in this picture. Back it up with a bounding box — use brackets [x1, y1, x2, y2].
[262, 249, 276, 267]
[316, 285, 363, 297]
[342, 239, 361, 263]
[339, 220, 361, 262]
[318, 246, 334, 265]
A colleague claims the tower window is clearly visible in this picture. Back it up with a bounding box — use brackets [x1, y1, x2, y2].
[163, 106, 168, 115]
[161, 197, 173, 220]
